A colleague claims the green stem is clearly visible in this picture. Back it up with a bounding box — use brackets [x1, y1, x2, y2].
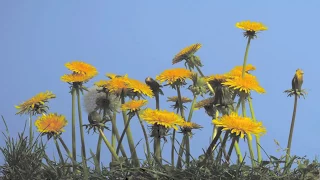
[96, 108, 107, 168]
[29, 114, 33, 145]
[226, 136, 236, 163]
[195, 65, 214, 94]
[111, 112, 127, 158]
[71, 86, 77, 172]
[187, 95, 197, 122]
[234, 140, 243, 164]
[247, 137, 256, 167]
[98, 128, 120, 161]
[154, 125, 162, 165]
[76, 88, 88, 178]
[285, 94, 298, 166]
[54, 137, 64, 165]
[111, 112, 117, 160]
[241, 37, 252, 78]
[171, 129, 176, 167]
[176, 135, 186, 169]
[248, 97, 262, 163]
[116, 114, 133, 154]
[121, 96, 139, 167]
[204, 128, 222, 161]
[155, 93, 160, 110]
[58, 137, 74, 163]
[136, 112, 151, 165]
[217, 131, 229, 164]
[176, 85, 185, 118]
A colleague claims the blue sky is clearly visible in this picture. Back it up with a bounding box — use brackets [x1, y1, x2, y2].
[1, 1, 319, 166]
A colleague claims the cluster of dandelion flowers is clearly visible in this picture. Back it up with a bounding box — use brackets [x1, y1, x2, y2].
[121, 99, 148, 112]
[156, 68, 192, 85]
[140, 108, 185, 130]
[15, 91, 56, 115]
[213, 112, 266, 140]
[61, 61, 98, 83]
[35, 113, 68, 135]
[222, 74, 265, 94]
[172, 43, 202, 64]
[236, 20, 267, 38]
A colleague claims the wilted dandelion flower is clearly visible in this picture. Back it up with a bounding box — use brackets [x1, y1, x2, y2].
[236, 20, 267, 38]
[222, 74, 265, 94]
[172, 43, 202, 65]
[194, 97, 216, 118]
[65, 61, 98, 77]
[156, 68, 192, 85]
[213, 112, 266, 140]
[15, 91, 56, 115]
[140, 108, 185, 130]
[35, 113, 67, 135]
[167, 96, 192, 104]
[121, 99, 148, 112]
[83, 86, 120, 116]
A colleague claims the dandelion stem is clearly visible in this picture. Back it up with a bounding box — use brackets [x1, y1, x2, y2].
[176, 135, 186, 169]
[205, 127, 222, 161]
[247, 137, 256, 167]
[121, 95, 139, 167]
[71, 86, 77, 172]
[75, 88, 88, 178]
[95, 108, 107, 172]
[136, 112, 151, 165]
[111, 112, 117, 160]
[111, 112, 127, 158]
[116, 114, 133, 154]
[241, 37, 252, 78]
[248, 97, 262, 163]
[154, 125, 162, 165]
[226, 136, 237, 163]
[285, 94, 299, 166]
[29, 114, 33, 145]
[54, 137, 64, 165]
[234, 140, 243, 164]
[58, 137, 74, 163]
[171, 129, 176, 167]
[217, 131, 229, 164]
[98, 128, 119, 161]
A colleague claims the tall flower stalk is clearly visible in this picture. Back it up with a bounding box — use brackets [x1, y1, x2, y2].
[284, 69, 305, 167]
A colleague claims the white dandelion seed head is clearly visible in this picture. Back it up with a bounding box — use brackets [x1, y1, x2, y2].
[83, 86, 120, 116]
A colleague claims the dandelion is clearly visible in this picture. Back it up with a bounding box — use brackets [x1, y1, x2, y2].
[15, 91, 56, 115]
[222, 74, 265, 94]
[140, 108, 185, 130]
[213, 112, 266, 141]
[126, 78, 153, 98]
[83, 86, 120, 116]
[35, 113, 68, 135]
[156, 68, 192, 85]
[61, 73, 95, 83]
[121, 100, 148, 112]
[172, 43, 202, 65]
[236, 20, 267, 38]
[65, 61, 98, 77]
[227, 64, 256, 77]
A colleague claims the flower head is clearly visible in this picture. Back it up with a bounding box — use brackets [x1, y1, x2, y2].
[222, 74, 265, 94]
[61, 73, 95, 83]
[236, 20, 267, 38]
[15, 91, 56, 115]
[194, 97, 216, 118]
[83, 86, 120, 118]
[172, 43, 202, 65]
[156, 68, 192, 86]
[121, 100, 148, 112]
[35, 113, 68, 135]
[65, 61, 98, 77]
[167, 96, 192, 111]
[126, 78, 153, 97]
[213, 112, 266, 140]
[227, 64, 256, 77]
[285, 69, 306, 98]
[140, 108, 185, 130]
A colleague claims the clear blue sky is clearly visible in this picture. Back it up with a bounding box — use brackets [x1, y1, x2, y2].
[1, 1, 319, 165]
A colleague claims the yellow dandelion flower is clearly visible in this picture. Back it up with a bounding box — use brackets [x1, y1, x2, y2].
[126, 78, 154, 97]
[121, 100, 148, 112]
[222, 74, 265, 94]
[61, 73, 94, 83]
[65, 61, 98, 76]
[227, 64, 256, 77]
[15, 91, 56, 115]
[103, 76, 129, 95]
[106, 73, 118, 79]
[181, 121, 202, 129]
[213, 112, 266, 140]
[236, 20, 267, 32]
[236, 20, 267, 38]
[156, 68, 192, 85]
[205, 74, 228, 82]
[167, 96, 192, 103]
[94, 80, 108, 88]
[140, 108, 185, 130]
[172, 43, 202, 64]
[35, 113, 68, 134]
